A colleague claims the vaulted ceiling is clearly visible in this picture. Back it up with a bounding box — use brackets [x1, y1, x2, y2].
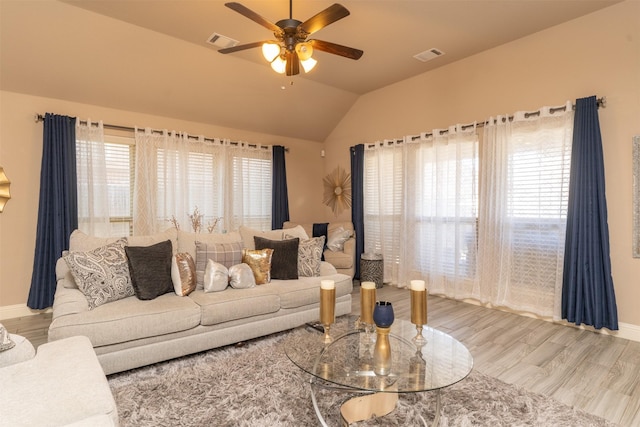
[0, 0, 622, 141]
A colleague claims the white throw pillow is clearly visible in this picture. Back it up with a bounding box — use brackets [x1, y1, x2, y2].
[327, 227, 352, 252]
[203, 260, 229, 292]
[228, 263, 256, 289]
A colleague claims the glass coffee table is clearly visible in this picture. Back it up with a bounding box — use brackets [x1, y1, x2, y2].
[285, 316, 473, 426]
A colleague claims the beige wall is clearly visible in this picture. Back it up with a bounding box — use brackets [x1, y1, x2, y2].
[0, 91, 325, 308]
[325, 1, 640, 327]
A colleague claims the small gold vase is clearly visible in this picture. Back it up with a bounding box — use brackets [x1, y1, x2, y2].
[373, 326, 392, 376]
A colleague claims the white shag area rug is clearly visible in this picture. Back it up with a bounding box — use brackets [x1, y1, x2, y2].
[108, 329, 617, 427]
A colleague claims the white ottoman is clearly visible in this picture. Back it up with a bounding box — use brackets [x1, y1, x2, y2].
[0, 335, 119, 426]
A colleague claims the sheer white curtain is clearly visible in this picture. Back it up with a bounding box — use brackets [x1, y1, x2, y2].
[134, 128, 271, 235]
[223, 143, 272, 231]
[364, 124, 478, 288]
[476, 103, 573, 318]
[76, 120, 112, 236]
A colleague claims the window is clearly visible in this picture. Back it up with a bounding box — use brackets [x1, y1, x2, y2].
[363, 107, 573, 318]
[76, 125, 272, 237]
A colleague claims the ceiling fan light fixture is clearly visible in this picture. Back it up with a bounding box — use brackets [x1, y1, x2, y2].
[295, 42, 313, 60]
[300, 56, 317, 73]
[262, 43, 281, 62]
[271, 56, 287, 74]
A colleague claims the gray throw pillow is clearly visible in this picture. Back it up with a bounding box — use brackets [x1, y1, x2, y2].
[64, 238, 134, 309]
[125, 240, 174, 300]
[254, 236, 299, 280]
[195, 241, 243, 288]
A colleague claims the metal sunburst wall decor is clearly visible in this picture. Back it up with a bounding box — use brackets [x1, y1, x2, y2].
[323, 166, 351, 216]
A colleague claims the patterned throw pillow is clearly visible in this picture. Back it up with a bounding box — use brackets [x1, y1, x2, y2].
[64, 238, 134, 309]
[296, 236, 325, 277]
[242, 248, 273, 285]
[195, 241, 243, 288]
[171, 252, 197, 296]
[254, 236, 299, 280]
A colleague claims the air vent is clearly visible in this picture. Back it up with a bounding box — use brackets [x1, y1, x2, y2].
[413, 48, 444, 63]
[206, 33, 239, 49]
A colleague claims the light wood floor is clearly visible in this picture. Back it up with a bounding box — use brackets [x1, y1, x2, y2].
[4, 285, 639, 426]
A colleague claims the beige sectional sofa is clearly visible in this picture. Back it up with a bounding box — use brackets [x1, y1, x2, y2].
[283, 221, 356, 278]
[48, 226, 353, 375]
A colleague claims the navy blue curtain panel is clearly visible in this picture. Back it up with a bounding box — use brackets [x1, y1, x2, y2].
[271, 145, 290, 230]
[27, 114, 78, 309]
[561, 96, 618, 330]
[350, 144, 365, 279]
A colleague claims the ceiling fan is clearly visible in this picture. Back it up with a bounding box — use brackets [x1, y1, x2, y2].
[218, 1, 363, 76]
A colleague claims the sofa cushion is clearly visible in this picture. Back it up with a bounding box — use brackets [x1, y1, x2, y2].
[195, 241, 243, 287]
[267, 273, 353, 309]
[128, 228, 178, 253]
[68, 229, 122, 252]
[171, 252, 197, 296]
[48, 291, 201, 347]
[239, 226, 284, 250]
[254, 236, 299, 280]
[324, 249, 354, 269]
[125, 239, 174, 300]
[189, 288, 280, 326]
[64, 238, 134, 309]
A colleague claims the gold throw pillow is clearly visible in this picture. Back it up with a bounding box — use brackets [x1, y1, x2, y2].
[242, 248, 273, 285]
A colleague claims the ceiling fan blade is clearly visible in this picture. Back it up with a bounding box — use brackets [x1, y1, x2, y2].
[285, 51, 300, 76]
[308, 39, 363, 60]
[218, 40, 272, 54]
[225, 2, 282, 34]
[298, 3, 350, 35]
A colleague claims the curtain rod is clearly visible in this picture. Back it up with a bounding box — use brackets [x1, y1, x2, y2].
[34, 114, 288, 152]
[398, 97, 606, 142]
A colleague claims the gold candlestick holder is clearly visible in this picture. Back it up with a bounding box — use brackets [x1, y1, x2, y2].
[320, 286, 336, 344]
[358, 282, 376, 334]
[410, 288, 428, 346]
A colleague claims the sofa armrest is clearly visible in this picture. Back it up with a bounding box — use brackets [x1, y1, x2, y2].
[342, 237, 355, 257]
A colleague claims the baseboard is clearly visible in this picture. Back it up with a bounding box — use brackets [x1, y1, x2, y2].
[455, 296, 640, 343]
[597, 321, 640, 343]
[0, 304, 51, 321]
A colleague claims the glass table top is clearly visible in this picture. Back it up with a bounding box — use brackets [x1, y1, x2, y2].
[285, 316, 473, 393]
